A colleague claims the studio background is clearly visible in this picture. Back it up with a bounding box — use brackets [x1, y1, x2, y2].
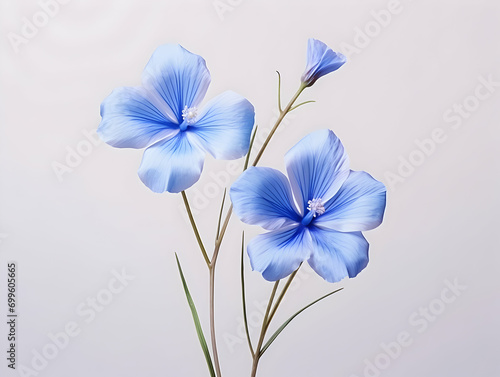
[1, 1, 499, 376]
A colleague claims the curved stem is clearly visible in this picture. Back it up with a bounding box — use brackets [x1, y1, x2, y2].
[181, 191, 210, 268]
[250, 267, 300, 377]
[289, 100, 315, 112]
[276, 71, 283, 113]
[266, 266, 301, 327]
[209, 265, 222, 377]
[251, 281, 280, 377]
[252, 83, 306, 167]
[241, 232, 255, 357]
[208, 83, 307, 377]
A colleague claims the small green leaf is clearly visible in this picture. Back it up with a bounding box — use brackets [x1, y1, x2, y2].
[289, 100, 316, 112]
[175, 253, 216, 377]
[260, 287, 344, 356]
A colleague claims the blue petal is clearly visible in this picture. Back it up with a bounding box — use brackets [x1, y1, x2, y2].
[301, 38, 346, 87]
[248, 226, 312, 281]
[315, 171, 386, 232]
[285, 129, 350, 216]
[98, 86, 179, 148]
[308, 227, 369, 283]
[138, 132, 205, 193]
[190, 91, 255, 159]
[230, 167, 301, 231]
[142, 44, 211, 123]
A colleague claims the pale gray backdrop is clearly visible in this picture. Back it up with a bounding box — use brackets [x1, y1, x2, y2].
[1, 0, 499, 376]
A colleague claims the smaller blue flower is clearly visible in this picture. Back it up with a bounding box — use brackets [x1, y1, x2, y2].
[301, 38, 347, 87]
[230, 130, 386, 283]
[98, 44, 255, 193]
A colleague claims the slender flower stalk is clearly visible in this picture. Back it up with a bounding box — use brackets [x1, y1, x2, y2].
[181, 191, 211, 268]
[241, 232, 255, 357]
[250, 268, 300, 377]
[98, 39, 361, 377]
[251, 83, 307, 167]
[207, 83, 308, 377]
[251, 281, 280, 377]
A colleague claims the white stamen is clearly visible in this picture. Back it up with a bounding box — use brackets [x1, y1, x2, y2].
[307, 198, 325, 217]
[182, 106, 198, 125]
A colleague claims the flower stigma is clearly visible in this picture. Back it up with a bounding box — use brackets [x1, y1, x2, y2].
[307, 198, 325, 217]
[182, 106, 198, 125]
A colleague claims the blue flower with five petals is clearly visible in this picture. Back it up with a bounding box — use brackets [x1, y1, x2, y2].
[301, 38, 347, 87]
[98, 44, 255, 193]
[230, 129, 386, 283]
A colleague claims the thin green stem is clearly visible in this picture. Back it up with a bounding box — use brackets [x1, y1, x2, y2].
[209, 265, 222, 377]
[266, 266, 301, 328]
[208, 83, 307, 377]
[250, 281, 280, 377]
[181, 190, 210, 268]
[260, 287, 344, 356]
[244, 125, 259, 171]
[289, 100, 315, 112]
[240, 232, 254, 357]
[252, 83, 307, 167]
[276, 71, 283, 113]
[215, 189, 227, 240]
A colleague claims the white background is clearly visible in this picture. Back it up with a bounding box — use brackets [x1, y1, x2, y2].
[1, 1, 499, 376]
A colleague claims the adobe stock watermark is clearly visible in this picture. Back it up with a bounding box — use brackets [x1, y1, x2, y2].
[213, 0, 244, 21]
[339, 0, 413, 59]
[349, 278, 467, 377]
[51, 128, 102, 183]
[384, 74, 499, 191]
[177, 109, 296, 222]
[223, 266, 312, 353]
[17, 268, 134, 377]
[7, 0, 72, 54]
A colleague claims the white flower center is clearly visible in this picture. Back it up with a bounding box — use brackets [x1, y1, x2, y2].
[182, 106, 198, 125]
[307, 198, 325, 217]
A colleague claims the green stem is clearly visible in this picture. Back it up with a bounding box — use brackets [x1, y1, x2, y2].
[266, 267, 301, 330]
[252, 83, 307, 167]
[209, 264, 222, 377]
[277, 71, 283, 113]
[241, 232, 255, 357]
[250, 267, 300, 377]
[181, 190, 210, 268]
[289, 100, 315, 112]
[208, 83, 307, 377]
[250, 281, 280, 377]
[215, 189, 227, 240]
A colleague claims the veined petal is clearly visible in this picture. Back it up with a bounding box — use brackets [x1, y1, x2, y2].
[98, 86, 179, 149]
[301, 38, 346, 87]
[230, 167, 301, 231]
[190, 91, 255, 159]
[285, 129, 350, 216]
[138, 132, 204, 193]
[248, 226, 312, 281]
[142, 44, 211, 123]
[308, 227, 369, 283]
[315, 171, 387, 232]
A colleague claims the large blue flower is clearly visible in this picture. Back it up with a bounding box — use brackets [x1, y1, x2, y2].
[98, 44, 255, 193]
[230, 130, 386, 283]
[301, 38, 346, 87]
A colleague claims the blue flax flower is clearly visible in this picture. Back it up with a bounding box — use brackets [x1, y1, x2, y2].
[98, 44, 255, 193]
[301, 38, 347, 87]
[230, 129, 386, 283]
